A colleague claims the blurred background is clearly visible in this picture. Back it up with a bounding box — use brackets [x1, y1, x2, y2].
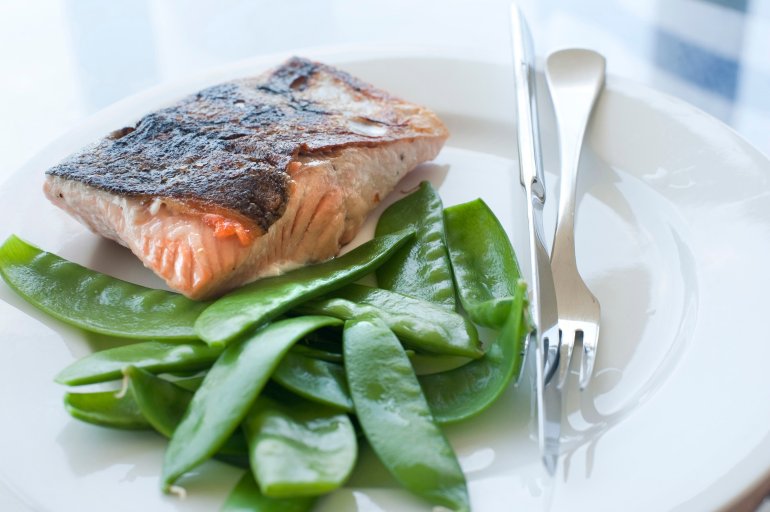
[0, 0, 768, 181]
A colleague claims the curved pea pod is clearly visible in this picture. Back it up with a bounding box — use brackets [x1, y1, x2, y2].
[123, 365, 195, 438]
[271, 352, 353, 412]
[444, 199, 522, 328]
[421, 281, 528, 424]
[343, 316, 470, 512]
[161, 315, 342, 491]
[194, 230, 413, 347]
[374, 181, 456, 308]
[0, 235, 210, 340]
[295, 283, 482, 359]
[243, 394, 356, 497]
[63, 390, 151, 430]
[223, 472, 316, 512]
[55, 340, 222, 386]
[124, 365, 248, 461]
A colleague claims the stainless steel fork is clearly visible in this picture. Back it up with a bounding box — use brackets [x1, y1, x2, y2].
[546, 49, 605, 390]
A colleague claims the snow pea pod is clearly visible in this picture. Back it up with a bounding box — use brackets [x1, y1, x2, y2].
[295, 283, 482, 359]
[420, 281, 528, 424]
[242, 394, 356, 497]
[63, 390, 150, 430]
[374, 181, 456, 308]
[443, 199, 522, 328]
[124, 365, 248, 461]
[271, 352, 353, 412]
[0, 235, 210, 340]
[162, 315, 342, 491]
[223, 472, 315, 512]
[195, 230, 413, 347]
[55, 340, 222, 386]
[124, 365, 195, 438]
[343, 316, 469, 512]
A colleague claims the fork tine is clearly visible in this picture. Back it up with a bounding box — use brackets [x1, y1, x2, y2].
[579, 323, 599, 390]
[556, 328, 575, 389]
[514, 331, 532, 386]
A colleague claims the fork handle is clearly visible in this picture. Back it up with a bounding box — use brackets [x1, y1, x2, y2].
[546, 49, 606, 272]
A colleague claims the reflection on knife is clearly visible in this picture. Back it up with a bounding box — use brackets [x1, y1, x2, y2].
[509, 4, 562, 475]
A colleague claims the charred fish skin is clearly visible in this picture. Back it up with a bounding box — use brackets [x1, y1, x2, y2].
[47, 57, 445, 233]
[44, 57, 449, 299]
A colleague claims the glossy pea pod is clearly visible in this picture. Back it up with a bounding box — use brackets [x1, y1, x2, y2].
[61, 372, 208, 429]
[223, 472, 316, 512]
[374, 181, 456, 308]
[63, 390, 150, 430]
[294, 283, 482, 359]
[443, 199, 523, 328]
[0, 235, 209, 340]
[195, 230, 413, 347]
[55, 340, 222, 386]
[343, 316, 469, 512]
[123, 366, 198, 438]
[271, 352, 353, 412]
[242, 394, 357, 497]
[162, 315, 342, 492]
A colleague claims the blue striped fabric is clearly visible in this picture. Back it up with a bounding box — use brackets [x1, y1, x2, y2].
[652, 27, 739, 100]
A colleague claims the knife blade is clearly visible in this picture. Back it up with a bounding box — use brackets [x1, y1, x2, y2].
[509, 4, 562, 475]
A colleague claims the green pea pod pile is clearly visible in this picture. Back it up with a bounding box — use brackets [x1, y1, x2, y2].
[420, 199, 530, 423]
[162, 315, 342, 491]
[294, 283, 481, 359]
[0, 181, 533, 511]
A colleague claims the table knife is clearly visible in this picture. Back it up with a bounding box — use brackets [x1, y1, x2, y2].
[509, 4, 562, 475]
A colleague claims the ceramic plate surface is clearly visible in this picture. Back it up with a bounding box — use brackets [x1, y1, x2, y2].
[1, 48, 769, 512]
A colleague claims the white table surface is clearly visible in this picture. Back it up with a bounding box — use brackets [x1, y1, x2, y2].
[1, 0, 769, 510]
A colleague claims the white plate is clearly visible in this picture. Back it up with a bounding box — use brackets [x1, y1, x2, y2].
[2, 48, 770, 512]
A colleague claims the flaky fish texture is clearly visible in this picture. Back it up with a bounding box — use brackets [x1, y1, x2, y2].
[45, 57, 448, 299]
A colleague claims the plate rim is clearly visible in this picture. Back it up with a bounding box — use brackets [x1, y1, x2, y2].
[1, 45, 770, 512]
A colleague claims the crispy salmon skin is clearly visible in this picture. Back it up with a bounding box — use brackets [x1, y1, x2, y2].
[44, 57, 448, 299]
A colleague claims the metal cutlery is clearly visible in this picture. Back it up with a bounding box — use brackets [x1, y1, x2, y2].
[545, 49, 605, 390]
[509, 4, 561, 475]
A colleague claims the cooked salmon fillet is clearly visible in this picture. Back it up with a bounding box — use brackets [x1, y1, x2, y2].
[44, 57, 448, 299]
